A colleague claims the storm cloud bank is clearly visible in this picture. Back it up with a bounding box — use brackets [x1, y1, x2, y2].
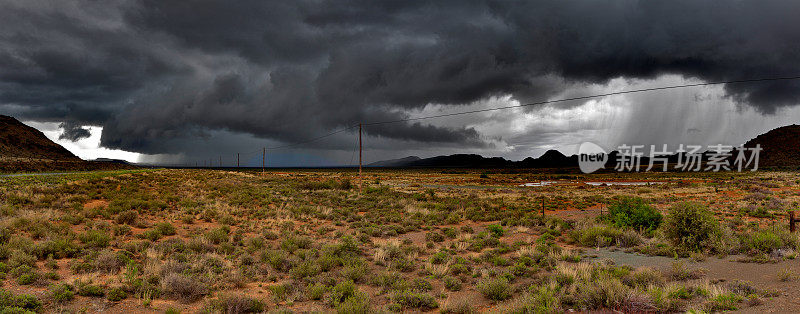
[1, 0, 800, 157]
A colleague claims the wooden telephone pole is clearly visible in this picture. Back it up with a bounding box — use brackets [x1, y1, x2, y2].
[359, 123, 363, 191]
[262, 147, 266, 173]
[237, 153, 240, 168]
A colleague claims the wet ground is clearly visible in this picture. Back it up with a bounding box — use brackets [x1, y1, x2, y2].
[587, 248, 800, 313]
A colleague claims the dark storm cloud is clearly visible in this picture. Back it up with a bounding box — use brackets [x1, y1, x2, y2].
[1, 0, 800, 156]
[58, 122, 91, 141]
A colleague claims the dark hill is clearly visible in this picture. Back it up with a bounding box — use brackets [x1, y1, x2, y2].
[741, 124, 800, 168]
[367, 156, 421, 167]
[0, 115, 137, 173]
[404, 154, 511, 168]
[0, 115, 80, 161]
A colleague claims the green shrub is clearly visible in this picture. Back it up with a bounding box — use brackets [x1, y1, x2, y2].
[205, 227, 229, 244]
[606, 197, 662, 231]
[743, 230, 788, 255]
[477, 277, 511, 301]
[7, 252, 35, 269]
[16, 272, 38, 285]
[706, 292, 742, 311]
[32, 238, 79, 259]
[79, 230, 111, 248]
[291, 260, 321, 279]
[210, 293, 265, 313]
[115, 210, 138, 225]
[507, 286, 560, 313]
[155, 222, 176, 236]
[49, 283, 74, 303]
[390, 290, 438, 310]
[306, 283, 328, 300]
[662, 202, 720, 252]
[280, 235, 311, 253]
[327, 281, 357, 307]
[410, 278, 432, 291]
[487, 224, 504, 237]
[425, 232, 445, 243]
[0, 289, 42, 312]
[106, 287, 127, 302]
[335, 295, 371, 314]
[571, 224, 640, 248]
[430, 251, 449, 265]
[443, 276, 462, 291]
[76, 283, 104, 297]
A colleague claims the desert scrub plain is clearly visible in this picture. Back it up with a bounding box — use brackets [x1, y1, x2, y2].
[0, 169, 799, 313]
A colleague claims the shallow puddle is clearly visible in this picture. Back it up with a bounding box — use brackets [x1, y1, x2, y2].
[584, 181, 664, 186]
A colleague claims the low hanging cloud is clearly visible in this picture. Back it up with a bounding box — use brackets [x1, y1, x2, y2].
[1, 0, 800, 157]
[57, 122, 91, 141]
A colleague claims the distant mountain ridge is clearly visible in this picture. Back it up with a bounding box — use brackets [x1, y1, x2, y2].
[367, 150, 579, 168]
[368, 125, 800, 169]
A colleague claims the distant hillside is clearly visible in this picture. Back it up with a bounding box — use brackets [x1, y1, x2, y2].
[367, 156, 421, 167]
[0, 115, 80, 161]
[0, 115, 137, 173]
[742, 124, 800, 168]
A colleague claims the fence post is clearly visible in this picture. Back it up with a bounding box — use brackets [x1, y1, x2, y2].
[790, 210, 796, 233]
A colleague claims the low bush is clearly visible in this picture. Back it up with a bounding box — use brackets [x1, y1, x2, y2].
[161, 273, 207, 303]
[210, 293, 265, 314]
[76, 282, 104, 297]
[443, 276, 462, 291]
[742, 230, 794, 255]
[154, 222, 176, 236]
[79, 230, 111, 248]
[335, 295, 371, 314]
[390, 290, 438, 310]
[662, 202, 721, 252]
[605, 197, 662, 231]
[115, 210, 138, 225]
[477, 277, 512, 301]
[107, 287, 127, 302]
[0, 289, 42, 312]
[327, 280, 357, 307]
[49, 283, 74, 303]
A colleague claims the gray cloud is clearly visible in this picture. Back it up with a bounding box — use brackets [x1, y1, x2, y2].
[57, 122, 91, 141]
[1, 0, 799, 160]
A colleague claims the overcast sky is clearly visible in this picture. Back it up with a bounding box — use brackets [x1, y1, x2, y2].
[3, 1, 800, 166]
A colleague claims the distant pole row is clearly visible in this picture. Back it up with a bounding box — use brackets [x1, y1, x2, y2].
[189, 123, 364, 188]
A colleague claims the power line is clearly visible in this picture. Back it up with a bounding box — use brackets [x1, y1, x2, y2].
[364, 75, 800, 126]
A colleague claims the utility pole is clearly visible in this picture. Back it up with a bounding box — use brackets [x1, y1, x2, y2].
[541, 197, 545, 218]
[359, 123, 363, 191]
[237, 153, 240, 168]
[262, 147, 266, 174]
